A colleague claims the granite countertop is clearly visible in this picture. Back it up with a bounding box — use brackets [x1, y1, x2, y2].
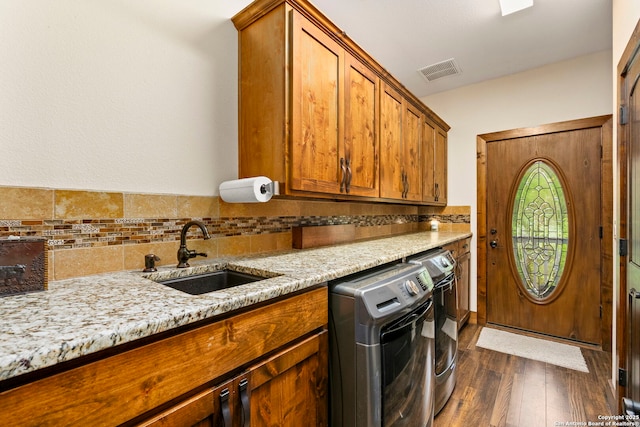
[0, 231, 471, 383]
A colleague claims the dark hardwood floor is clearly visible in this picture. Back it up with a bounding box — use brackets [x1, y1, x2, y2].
[434, 324, 614, 427]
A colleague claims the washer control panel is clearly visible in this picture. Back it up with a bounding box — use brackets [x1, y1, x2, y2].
[404, 279, 420, 296]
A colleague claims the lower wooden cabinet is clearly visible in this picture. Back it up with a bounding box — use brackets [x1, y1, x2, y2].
[0, 288, 328, 427]
[137, 331, 328, 427]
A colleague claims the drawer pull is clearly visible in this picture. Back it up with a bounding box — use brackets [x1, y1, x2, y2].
[220, 388, 232, 427]
[239, 378, 250, 427]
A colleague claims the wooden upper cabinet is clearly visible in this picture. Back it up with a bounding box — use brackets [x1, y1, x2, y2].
[233, 0, 448, 205]
[422, 116, 447, 205]
[434, 125, 448, 204]
[343, 54, 379, 197]
[403, 101, 422, 201]
[379, 83, 404, 200]
[379, 82, 421, 201]
[290, 11, 343, 195]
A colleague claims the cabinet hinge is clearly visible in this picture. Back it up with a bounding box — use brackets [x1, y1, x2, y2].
[620, 367, 628, 387]
[621, 105, 629, 125]
[621, 238, 629, 257]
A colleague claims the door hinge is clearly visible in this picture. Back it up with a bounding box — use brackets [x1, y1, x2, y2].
[621, 105, 629, 125]
[599, 226, 603, 239]
[621, 238, 629, 257]
[620, 367, 628, 387]
[600, 305, 603, 318]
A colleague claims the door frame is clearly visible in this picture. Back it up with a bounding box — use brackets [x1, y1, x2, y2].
[476, 115, 614, 349]
[617, 18, 640, 411]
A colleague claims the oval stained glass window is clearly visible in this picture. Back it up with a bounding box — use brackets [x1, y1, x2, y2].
[511, 160, 569, 300]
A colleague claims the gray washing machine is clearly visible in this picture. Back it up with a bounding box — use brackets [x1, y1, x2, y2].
[407, 248, 457, 415]
[329, 262, 435, 427]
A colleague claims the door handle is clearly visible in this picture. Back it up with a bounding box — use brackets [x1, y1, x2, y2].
[490, 240, 498, 248]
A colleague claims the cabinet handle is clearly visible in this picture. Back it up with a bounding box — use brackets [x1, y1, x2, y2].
[405, 173, 409, 198]
[401, 171, 408, 199]
[220, 388, 232, 427]
[435, 182, 439, 201]
[239, 378, 250, 427]
[340, 158, 347, 193]
[345, 158, 352, 194]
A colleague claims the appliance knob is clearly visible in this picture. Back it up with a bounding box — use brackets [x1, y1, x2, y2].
[404, 280, 420, 296]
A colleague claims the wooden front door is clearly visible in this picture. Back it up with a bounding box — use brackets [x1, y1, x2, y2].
[484, 120, 605, 344]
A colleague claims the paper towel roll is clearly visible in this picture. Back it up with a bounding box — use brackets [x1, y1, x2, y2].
[219, 176, 274, 203]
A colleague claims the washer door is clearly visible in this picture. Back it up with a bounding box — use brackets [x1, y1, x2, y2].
[380, 300, 434, 426]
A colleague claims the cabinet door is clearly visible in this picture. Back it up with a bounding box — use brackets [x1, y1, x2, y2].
[248, 331, 328, 427]
[343, 54, 379, 197]
[136, 389, 217, 427]
[403, 102, 422, 201]
[434, 126, 448, 204]
[290, 11, 344, 195]
[380, 82, 422, 201]
[422, 118, 437, 203]
[379, 83, 404, 199]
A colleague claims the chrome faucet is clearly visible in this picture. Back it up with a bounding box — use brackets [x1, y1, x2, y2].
[177, 220, 211, 268]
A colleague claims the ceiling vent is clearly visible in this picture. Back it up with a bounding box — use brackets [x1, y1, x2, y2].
[418, 58, 461, 82]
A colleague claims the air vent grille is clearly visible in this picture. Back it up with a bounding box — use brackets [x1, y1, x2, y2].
[418, 58, 461, 82]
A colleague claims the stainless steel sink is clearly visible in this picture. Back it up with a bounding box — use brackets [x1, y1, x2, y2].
[156, 270, 263, 295]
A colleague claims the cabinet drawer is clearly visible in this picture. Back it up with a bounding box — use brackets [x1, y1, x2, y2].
[459, 237, 471, 254]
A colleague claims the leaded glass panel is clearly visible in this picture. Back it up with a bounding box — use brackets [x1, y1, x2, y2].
[512, 160, 569, 299]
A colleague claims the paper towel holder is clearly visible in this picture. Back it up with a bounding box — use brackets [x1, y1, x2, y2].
[218, 176, 280, 203]
[260, 180, 280, 196]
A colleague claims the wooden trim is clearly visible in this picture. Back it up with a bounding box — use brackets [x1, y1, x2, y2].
[476, 116, 614, 350]
[602, 116, 614, 353]
[476, 135, 488, 325]
[616, 17, 640, 412]
[468, 311, 478, 325]
[292, 224, 356, 249]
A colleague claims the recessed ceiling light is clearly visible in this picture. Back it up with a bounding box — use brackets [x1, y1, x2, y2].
[499, 0, 533, 16]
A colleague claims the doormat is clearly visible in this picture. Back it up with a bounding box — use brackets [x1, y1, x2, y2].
[475, 327, 589, 373]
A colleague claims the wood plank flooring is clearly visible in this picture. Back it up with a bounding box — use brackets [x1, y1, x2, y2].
[434, 324, 614, 427]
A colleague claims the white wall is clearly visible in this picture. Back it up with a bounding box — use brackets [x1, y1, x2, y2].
[0, 0, 253, 196]
[421, 50, 613, 313]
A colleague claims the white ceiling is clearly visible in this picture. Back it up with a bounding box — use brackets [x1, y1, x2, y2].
[306, 0, 612, 97]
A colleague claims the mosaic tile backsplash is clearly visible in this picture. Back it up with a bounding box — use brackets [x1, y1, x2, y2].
[0, 186, 470, 280]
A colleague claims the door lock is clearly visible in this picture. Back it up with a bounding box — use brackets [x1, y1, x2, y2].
[490, 240, 498, 248]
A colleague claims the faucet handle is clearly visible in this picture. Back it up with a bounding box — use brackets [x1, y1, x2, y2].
[186, 250, 207, 259]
